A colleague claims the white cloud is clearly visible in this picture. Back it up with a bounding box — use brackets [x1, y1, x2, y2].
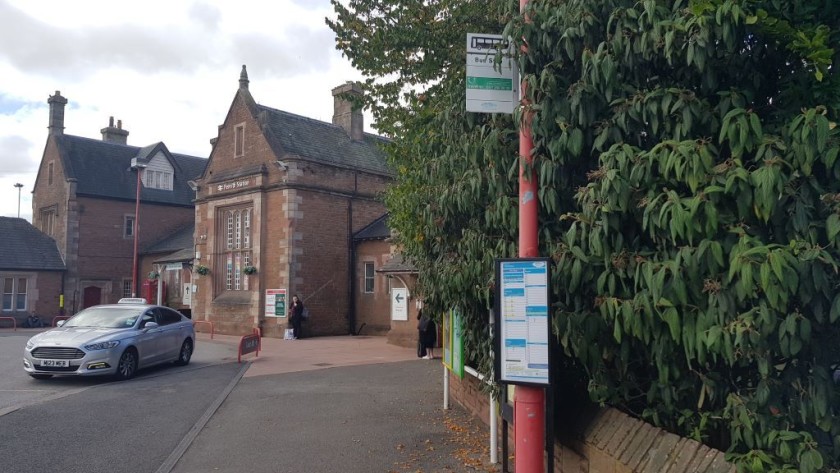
[0, 0, 370, 220]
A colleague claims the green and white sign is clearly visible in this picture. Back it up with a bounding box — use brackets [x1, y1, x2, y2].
[466, 33, 518, 114]
[443, 309, 464, 378]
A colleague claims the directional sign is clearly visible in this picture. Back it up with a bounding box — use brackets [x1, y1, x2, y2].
[466, 33, 518, 114]
[391, 288, 408, 321]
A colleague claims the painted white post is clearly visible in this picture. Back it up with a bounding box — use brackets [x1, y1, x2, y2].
[444, 366, 450, 410]
[490, 393, 499, 463]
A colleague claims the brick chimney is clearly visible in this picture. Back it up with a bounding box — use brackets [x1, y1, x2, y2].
[101, 116, 129, 144]
[332, 82, 364, 141]
[48, 91, 67, 136]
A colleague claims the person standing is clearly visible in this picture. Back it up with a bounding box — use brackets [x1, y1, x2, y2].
[289, 294, 304, 340]
[418, 309, 436, 359]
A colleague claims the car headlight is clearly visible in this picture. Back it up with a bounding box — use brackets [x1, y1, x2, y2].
[25, 339, 35, 350]
[84, 340, 121, 351]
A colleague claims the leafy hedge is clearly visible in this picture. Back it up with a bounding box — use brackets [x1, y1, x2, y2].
[330, 0, 840, 470]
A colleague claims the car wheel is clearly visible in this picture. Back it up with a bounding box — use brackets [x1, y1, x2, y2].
[114, 348, 138, 380]
[175, 339, 193, 366]
[29, 374, 53, 380]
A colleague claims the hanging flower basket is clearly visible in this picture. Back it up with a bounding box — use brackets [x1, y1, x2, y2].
[195, 264, 210, 275]
[242, 265, 258, 275]
[147, 271, 159, 279]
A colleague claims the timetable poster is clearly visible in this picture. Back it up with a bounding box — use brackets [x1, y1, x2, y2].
[494, 258, 551, 386]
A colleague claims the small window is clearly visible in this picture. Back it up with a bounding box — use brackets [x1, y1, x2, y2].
[2, 277, 27, 312]
[48, 162, 54, 185]
[234, 124, 245, 157]
[40, 207, 56, 237]
[124, 215, 135, 238]
[364, 262, 375, 293]
[122, 279, 132, 298]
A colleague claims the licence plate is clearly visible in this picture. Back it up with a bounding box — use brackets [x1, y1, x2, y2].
[40, 359, 69, 367]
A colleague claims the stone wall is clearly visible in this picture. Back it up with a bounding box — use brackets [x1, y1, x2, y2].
[448, 371, 735, 473]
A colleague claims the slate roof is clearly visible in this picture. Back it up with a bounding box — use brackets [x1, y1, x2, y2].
[55, 135, 207, 206]
[353, 214, 390, 241]
[143, 224, 194, 254]
[257, 105, 392, 176]
[0, 217, 65, 271]
[378, 254, 417, 274]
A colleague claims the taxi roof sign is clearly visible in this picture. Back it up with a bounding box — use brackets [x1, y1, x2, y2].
[118, 297, 148, 304]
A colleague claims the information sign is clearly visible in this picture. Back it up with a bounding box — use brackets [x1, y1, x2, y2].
[443, 309, 464, 378]
[391, 288, 408, 321]
[466, 33, 518, 114]
[265, 289, 287, 317]
[494, 258, 551, 386]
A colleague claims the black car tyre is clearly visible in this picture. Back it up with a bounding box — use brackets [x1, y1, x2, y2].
[175, 339, 193, 366]
[29, 373, 53, 380]
[114, 348, 138, 380]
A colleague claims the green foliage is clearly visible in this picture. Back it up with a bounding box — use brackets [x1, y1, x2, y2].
[330, 0, 840, 470]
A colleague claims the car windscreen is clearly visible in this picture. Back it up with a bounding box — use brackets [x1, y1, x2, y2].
[63, 307, 144, 329]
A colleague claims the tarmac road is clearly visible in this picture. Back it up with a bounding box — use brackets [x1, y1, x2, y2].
[0, 331, 499, 473]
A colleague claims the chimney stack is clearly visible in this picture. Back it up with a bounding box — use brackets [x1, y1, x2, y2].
[101, 116, 129, 144]
[332, 82, 364, 141]
[48, 91, 67, 136]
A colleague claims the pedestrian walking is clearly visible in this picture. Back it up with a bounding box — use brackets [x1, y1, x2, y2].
[289, 294, 304, 340]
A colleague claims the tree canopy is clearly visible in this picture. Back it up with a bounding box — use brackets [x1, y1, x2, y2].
[329, 1, 840, 471]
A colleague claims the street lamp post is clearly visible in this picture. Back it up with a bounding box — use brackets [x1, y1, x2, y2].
[14, 183, 23, 218]
[130, 159, 147, 298]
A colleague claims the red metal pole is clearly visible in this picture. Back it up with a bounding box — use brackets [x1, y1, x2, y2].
[131, 168, 142, 298]
[516, 0, 546, 471]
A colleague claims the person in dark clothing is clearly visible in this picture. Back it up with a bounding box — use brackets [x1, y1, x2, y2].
[289, 294, 304, 340]
[417, 309, 436, 359]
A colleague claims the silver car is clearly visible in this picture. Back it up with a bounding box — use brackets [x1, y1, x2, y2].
[23, 302, 195, 380]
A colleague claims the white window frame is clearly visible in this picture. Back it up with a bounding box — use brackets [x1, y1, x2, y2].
[217, 206, 252, 292]
[2, 277, 27, 312]
[122, 279, 133, 298]
[364, 262, 375, 293]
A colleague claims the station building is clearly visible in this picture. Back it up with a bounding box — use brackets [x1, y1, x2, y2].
[190, 67, 394, 338]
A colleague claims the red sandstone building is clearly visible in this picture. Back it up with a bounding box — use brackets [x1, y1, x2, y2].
[190, 67, 394, 338]
[31, 91, 206, 313]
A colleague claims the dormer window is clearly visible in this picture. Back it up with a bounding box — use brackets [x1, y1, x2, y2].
[234, 124, 245, 158]
[143, 169, 173, 190]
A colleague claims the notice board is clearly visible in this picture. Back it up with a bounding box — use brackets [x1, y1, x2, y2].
[494, 258, 551, 386]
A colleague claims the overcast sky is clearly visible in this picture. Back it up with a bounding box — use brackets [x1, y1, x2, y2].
[0, 0, 368, 221]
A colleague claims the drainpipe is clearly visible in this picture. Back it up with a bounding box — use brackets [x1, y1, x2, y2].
[348, 198, 356, 334]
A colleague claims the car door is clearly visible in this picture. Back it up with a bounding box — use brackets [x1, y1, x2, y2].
[156, 307, 184, 361]
[136, 309, 163, 366]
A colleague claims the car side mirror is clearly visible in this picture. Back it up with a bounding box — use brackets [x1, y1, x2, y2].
[57, 320, 66, 327]
[144, 322, 159, 330]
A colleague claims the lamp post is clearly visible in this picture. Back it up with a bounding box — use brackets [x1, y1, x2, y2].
[130, 159, 147, 298]
[13, 183, 23, 218]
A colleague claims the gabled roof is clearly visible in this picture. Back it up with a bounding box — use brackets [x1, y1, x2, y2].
[55, 135, 207, 206]
[256, 105, 392, 176]
[354, 214, 390, 241]
[0, 217, 65, 271]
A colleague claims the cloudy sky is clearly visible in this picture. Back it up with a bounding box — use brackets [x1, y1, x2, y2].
[0, 0, 369, 221]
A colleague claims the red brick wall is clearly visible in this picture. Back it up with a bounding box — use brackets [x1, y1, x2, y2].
[0, 271, 64, 326]
[447, 372, 735, 472]
[354, 240, 392, 335]
[73, 197, 193, 307]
